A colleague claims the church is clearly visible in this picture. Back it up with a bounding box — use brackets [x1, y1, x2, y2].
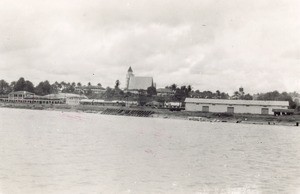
[125, 67, 154, 92]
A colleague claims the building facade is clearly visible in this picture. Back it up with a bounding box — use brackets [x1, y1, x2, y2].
[75, 86, 106, 94]
[1, 91, 64, 104]
[185, 98, 289, 115]
[8, 91, 35, 100]
[44, 93, 87, 105]
[125, 67, 154, 91]
[156, 88, 175, 97]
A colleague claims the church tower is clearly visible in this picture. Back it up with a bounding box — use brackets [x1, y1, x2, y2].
[126, 66, 134, 90]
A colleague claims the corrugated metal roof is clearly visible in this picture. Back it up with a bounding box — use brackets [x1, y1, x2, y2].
[128, 76, 153, 90]
[184, 98, 289, 106]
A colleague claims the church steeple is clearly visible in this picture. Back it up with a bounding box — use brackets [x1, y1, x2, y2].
[126, 66, 134, 90]
[128, 66, 133, 73]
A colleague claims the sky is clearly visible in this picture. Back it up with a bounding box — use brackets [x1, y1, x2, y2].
[0, 0, 300, 94]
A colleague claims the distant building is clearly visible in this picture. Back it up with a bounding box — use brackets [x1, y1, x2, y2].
[156, 88, 175, 96]
[8, 91, 35, 100]
[44, 93, 88, 105]
[185, 98, 289, 115]
[125, 67, 154, 92]
[1, 91, 64, 104]
[75, 86, 106, 94]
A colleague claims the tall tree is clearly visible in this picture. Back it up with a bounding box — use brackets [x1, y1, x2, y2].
[115, 80, 120, 89]
[24, 80, 35, 93]
[243, 94, 253, 100]
[10, 81, 16, 91]
[35, 80, 51, 95]
[147, 86, 157, 97]
[171, 84, 177, 91]
[14, 77, 26, 91]
[0, 80, 11, 94]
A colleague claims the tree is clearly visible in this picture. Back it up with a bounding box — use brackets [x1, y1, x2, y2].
[243, 94, 253, 100]
[62, 85, 75, 93]
[10, 81, 16, 91]
[256, 91, 296, 109]
[115, 80, 120, 89]
[50, 83, 59, 94]
[103, 87, 114, 99]
[137, 90, 148, 106]
[24, 80, 35, 93]
[77, 82, 82, 87]
[0, 80, 11, 94]
[88, 82, 91, 86]
[220, 92, 229, 99]
[86, 88, 93, 96]
[97, 83, 102, 87]
[171, 84, 177, 91]
[13, 77, 35, 93]
[35, 80, 51, 95]
[14, 77, 26, 91]
[187, 85, 192, 97]
[215, 90, 221, 98]
[147, 86, 157, 97]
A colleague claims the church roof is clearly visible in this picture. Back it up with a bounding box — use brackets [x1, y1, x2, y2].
[128, 66, 133, 72]
[128, 76, 153, 90]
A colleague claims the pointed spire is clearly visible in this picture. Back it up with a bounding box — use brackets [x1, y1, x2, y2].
[128, 66, 133, 72]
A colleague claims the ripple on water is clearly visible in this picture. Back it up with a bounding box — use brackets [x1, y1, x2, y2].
[0, 108, 300, 194]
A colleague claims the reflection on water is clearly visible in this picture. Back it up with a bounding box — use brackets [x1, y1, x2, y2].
[0, 108, 300, 194]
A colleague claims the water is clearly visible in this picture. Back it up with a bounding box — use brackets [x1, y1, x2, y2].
[0, 108, 300, 194]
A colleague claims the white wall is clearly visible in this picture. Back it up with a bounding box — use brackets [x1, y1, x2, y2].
[66, 98, 80, 105]
[185, 103, 288, 115]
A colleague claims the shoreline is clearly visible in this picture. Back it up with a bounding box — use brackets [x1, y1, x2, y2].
[1, 102, 299, 127]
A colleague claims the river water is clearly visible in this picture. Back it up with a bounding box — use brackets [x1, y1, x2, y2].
[0, 108, 300, 194]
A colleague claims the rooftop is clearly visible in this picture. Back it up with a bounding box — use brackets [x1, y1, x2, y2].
[43, 93, 88, 99]
[156, 88, 174, 93]
[9, 91, 35, 95]
[185, 98, 289, 106]
[128, 76, 153, 90]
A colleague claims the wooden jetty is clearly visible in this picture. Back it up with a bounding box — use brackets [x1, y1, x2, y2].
[101, 108, 154, 117]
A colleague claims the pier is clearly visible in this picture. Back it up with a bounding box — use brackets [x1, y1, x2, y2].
[101, 108, 154, 117]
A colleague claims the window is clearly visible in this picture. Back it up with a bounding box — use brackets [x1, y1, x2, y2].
[202, 106, 209, 112]
[261, 108, 269, 115]
[227, 107, 234, 113]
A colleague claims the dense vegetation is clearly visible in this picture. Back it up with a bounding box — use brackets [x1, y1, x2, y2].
[0, 77, 299, 108]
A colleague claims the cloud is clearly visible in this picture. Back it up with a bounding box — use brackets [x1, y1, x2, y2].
[0, 0, 300, 93]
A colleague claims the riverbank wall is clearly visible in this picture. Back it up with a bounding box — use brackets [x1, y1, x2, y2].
[1, 102, 299, 126]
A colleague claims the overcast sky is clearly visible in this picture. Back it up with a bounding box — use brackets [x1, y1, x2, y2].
[0, 0, 299, 94]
